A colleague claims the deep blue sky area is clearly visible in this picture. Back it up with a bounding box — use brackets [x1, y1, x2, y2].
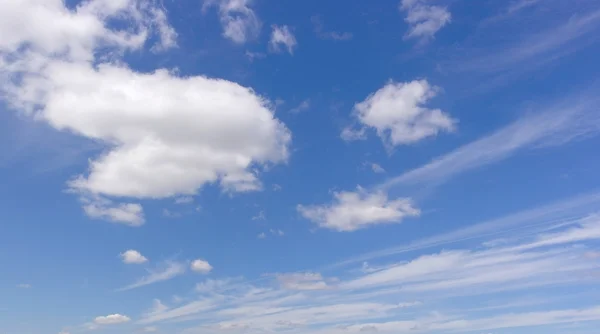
[1, 1, 600, 334]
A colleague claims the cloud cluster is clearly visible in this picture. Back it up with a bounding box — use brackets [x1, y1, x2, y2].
[0, 0, 291, 224]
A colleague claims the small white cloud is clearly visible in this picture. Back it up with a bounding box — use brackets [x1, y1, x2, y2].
[120, 250, 148, 264]
[252, 210, 266, 221]
[270, 229, 285, 236]
[203, 0, 261, 44]
[58, 331, 70, 334]
[191, 259, 213, 274]
[175, 196, 194, 204]
[272, 184, 282, 191]
[289, 99, 311, 113]
[370, 163, 386, 173]
[17, 283, 31, 289]
[269, 25, 297, 54]
[82, 196, 144, 227]
[298, 186, 420, 232]
[350, 80, 456, 148]
[142, 326, 158, 332]
[400, 0, 451, 41]
[340, 127, 367, 141]
[257, 232, 266, 239]
[94, 314, 131, 325]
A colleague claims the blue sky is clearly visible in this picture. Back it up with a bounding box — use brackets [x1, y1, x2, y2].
[1, 0, 600, 333]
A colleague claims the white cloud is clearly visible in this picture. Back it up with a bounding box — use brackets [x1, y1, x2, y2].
[370, 163, 386, 173]
[297, 186, 420, 232]
[120, 250, 148, 264]
[380, 92, 600, 189]
[175, 196, 194, 204]
[58, 331, 70, 334]
[94, 314, 131, 325]
[118, 261, 186, 291]
[142, 326, 158, 332]
[257, 232, 266, 239]
[16, 283, 31, 289]
[345, 80, 455, 148]
[34, 63, 290, 198]
[289, 99, 310, 113]
[400, 0, 451, 41]
[269, 25, 297, 54]
[252, 211, 266, 221]
[333, 191, 600, 269]
[137, 205, 600, 333]
[191, 259, 213, 274]
[82, 196, 144, 227]
[270, 229, 284, 236]
[0, 0, 292, 222]
[203, 0, 261, 44]
[340, 127, 367, 141]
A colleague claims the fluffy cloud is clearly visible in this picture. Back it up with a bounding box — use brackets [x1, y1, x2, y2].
[35, 63, 290, 198]
[269, 25, 297, 54]
[93, 314, 131, 325]
[0, 0, 292, 223]
[297, 186, 420, 231]
[400, 0, 451, 41]
[120, 250, 148, 264]
[191, 259, 213, 274]
[203, 0, 261, 44]
[344, 80, 455, 148]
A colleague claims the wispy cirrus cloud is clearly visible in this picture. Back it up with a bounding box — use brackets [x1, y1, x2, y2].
[118, 261, 187, 291]
[379, 90, 600, 189]
[136, 207, 600, 334]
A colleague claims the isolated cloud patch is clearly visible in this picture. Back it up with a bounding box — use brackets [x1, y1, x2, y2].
[120, 250, 149, 264]
[94, 314, 131, 325]
[269, 25, 297, 54]
[298, 186, 420, 232]
[203, 0, 261, 44]
[191, 259, 213, 274]
[344, 80, 455, 148]
[400, 0, 451, 41]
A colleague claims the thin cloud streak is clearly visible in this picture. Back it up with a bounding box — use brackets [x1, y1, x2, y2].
[456, 9, 600, 74]
[329, 190, 600, 269]
[378, 90, 600, 189]
[117, 261, 186, 291]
